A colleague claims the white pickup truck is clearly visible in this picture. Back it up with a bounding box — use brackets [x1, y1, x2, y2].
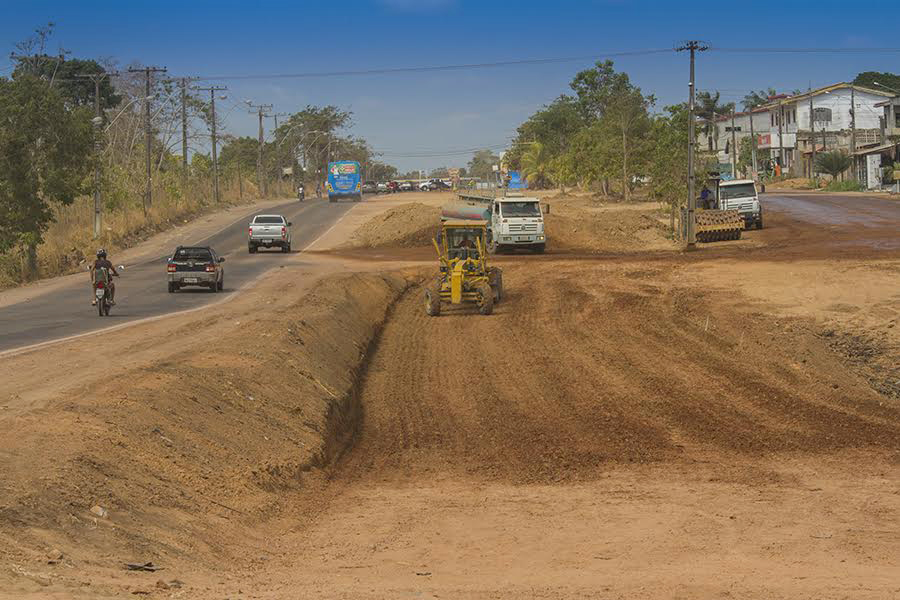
[248, 214, 292, 253]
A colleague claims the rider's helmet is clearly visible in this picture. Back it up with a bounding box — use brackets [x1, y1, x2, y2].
[96, 248, 107, 259]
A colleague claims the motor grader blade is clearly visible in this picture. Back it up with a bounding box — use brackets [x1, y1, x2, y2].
[695, 209, 743, 243]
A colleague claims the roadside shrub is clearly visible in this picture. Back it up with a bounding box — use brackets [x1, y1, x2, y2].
[824, 180, 864, 192]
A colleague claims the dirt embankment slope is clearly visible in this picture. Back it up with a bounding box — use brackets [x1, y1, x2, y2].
[340, 202, 441, 249]
[0, 270, 410, 597]
[339, 194, 674, 254]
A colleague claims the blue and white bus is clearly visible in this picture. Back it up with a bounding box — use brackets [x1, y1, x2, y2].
[326, 160, 362, 202]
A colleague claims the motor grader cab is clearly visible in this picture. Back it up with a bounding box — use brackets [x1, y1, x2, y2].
[425, 219, 503, 317]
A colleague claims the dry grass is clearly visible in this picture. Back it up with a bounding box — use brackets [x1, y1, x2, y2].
[0, 175, 294, 289]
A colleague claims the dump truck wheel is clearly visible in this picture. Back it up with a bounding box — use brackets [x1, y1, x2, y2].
[425, 287, 441, 317]
[475, 282, 494, 315]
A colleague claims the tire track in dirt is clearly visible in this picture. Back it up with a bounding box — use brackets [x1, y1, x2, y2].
[338, 262, 900, 486]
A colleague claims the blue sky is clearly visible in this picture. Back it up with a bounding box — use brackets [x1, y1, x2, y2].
[2, 0, 898, 171]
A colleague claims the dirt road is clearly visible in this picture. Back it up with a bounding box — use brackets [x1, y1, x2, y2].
[0, 191, 898, 598]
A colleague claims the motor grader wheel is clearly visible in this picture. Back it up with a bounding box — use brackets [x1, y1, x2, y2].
[475, 282, 494, 315]
[488, 267, 503, 303]
[424, 285, 442, 317]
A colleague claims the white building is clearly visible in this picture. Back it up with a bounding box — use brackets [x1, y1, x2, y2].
[709, 83, 894, 179]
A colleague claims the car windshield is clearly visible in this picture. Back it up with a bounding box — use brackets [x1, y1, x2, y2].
[173, 248, 212, 261]
[500, 202, 541, 217]
[254, 216, 284, 224]
[720, 183, 756, 200]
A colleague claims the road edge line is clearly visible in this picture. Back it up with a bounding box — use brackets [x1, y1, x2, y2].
[0, 205, 354, 360]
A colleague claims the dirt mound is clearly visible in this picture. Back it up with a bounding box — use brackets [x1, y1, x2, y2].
[0, 272, 409, 595]
[341, 261, 900, 485]
[342, 202, 440, 249]
[544, 204, 673, 253]
[767, 177, 816, 190]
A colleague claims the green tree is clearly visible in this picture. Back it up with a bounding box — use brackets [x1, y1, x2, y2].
[741, 88, 777, 111]
[695, 90, 734, 149]
[519, 142, 552, 188]
[13, 57, 122, 110]
[646, 103, 706, 233]
[467, 149, 500, 181]
[506, 95, 583, 170]
[736, 135, 770, 177]
[815, 150, 851, 179]
[570, 60, 626, 121]
[852, 71, 900, 92]
[0, 75, 95, 277]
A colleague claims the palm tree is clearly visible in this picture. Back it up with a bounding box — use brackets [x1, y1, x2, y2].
[520, 141, 551, 188]
[815, 150, 852, 180]
[695, 91, 734, 150]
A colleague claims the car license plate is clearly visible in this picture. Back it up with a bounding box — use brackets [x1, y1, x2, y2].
[516, 236, 531, 242]
[95, 288, 105, 298]
[262, 240, 272, 245]
[183, 277, 197, 283]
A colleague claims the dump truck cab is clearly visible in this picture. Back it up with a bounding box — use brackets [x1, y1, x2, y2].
[425, 219, 503, 317]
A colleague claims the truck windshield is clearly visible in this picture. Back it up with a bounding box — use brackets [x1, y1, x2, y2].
[500, 202, 541, 217]
[254, 216, 284, 224]
[720, 184, 756, 200]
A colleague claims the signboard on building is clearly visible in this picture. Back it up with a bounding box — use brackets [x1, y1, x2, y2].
[757, 133, 771, 148]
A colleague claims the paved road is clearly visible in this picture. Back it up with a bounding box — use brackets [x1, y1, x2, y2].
[0, 198, 354, 353]
[763, 192, 900, 227]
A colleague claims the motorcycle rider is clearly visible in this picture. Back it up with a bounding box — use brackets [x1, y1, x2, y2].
[297, 183, 305, 201]
[90, 248, 119, 306]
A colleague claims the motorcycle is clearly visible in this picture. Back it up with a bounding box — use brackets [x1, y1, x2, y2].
[91, 265, 124, 317]
[297, 186, 305, 202]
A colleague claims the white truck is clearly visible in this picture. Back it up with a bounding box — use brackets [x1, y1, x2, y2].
[445, 192, 546, 253]
[248, 214, 293, 253]
[715, 179, 763, 229]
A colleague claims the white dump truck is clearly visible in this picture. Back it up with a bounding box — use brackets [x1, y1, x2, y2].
[444, 192, 546, 253]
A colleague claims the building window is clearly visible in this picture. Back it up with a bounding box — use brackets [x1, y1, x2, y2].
[813, 107, 832, 123]
[895, 110, 900, 128]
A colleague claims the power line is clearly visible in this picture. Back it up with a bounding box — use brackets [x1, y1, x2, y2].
[193, 49, 673, 80]
[711, 46, 900, 54]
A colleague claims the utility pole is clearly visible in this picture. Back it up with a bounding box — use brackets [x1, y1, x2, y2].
[268, 112, 289, 192]
[75, 70, 118, 239]
[128, 66, 167, 215]
[196, 85, 228, 204]
[676, 40, 708, 247]
[248, 103, 273, 197]
[176, 77, 198, 175]
[749, 109, 758, 180]
[731, 107, 738, 178]
[809, 88, 817, 179]
[850, 85, 857, 180]
[777, 103, 785, 176]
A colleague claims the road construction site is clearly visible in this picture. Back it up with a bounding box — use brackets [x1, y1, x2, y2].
[0, 190, 898, 599]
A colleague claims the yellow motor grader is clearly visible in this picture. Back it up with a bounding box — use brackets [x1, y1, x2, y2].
[425, 219, 502, 317]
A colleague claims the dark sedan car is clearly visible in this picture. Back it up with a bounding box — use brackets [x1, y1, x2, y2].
[167, 246, 225, 293]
